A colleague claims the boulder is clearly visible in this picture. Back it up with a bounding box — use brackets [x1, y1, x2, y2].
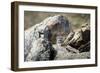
[24, 15, 69, 61]
[63, 23, 90, 52]
[26, 38, 57, 61]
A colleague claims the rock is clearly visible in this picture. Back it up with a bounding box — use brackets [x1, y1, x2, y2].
[68, 29, 83, 48]
[55, 52, 90, 60]
[63, 23, 90, 52]
[25, 38, 57, 61]
[63, 32, 75, 45]
[66, 45, 79, 53]
[53, 44, 90, 60]
[53, 45, 69, 60]
[24, 15, 69, 61]
[78, 42, 90, 53]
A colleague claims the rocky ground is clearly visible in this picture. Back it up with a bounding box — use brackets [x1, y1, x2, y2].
[24, 15, 90, 61]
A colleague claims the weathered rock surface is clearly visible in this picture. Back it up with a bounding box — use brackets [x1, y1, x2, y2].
[26, 38, 57, 61]
[24, 15, 70, 61]
[24, 15, 90, 61]
[55, 51, 90, 60]
[63, 23, 90, 53]
[53, 44, 90, 60]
